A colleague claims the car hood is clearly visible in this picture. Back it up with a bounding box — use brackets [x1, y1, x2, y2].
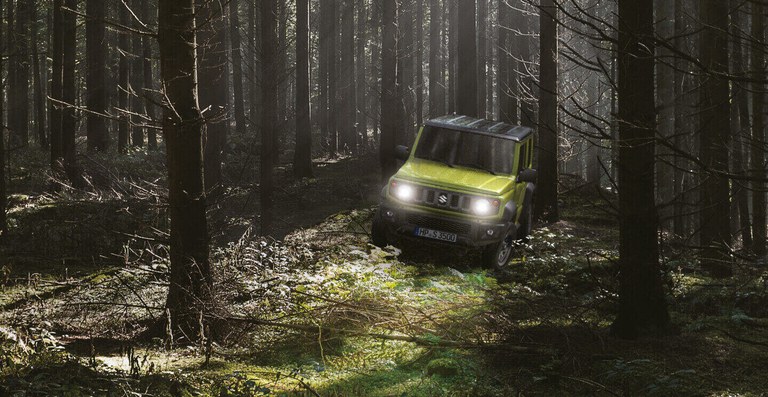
[395, 159, 515, 196]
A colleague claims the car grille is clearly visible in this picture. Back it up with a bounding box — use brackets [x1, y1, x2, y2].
[406, 214, 471, 235]
[412, 187, 473, 214]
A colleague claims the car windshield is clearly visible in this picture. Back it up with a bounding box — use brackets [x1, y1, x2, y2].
[414, 126, 515, 175]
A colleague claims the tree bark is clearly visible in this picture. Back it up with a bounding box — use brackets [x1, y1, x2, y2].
[457, 0, 478, 117]
[50, 0, 63, 168]
[498, 0, 517, 124]
[612, 0, 671, 339]
[731, 1, 753, 249]
[477, 0, 487, 118]
[62, 0, 80, 186]
[248, 2, 260, 133]
[8, 0, 30, 147]
[448, 0, 457, 114]
[142, 0, 157, 150]
[261, 0, 278, 235]
[159, 0, 213, 341]
[130, 0, 145, 148]
[534, 0, 559, 223]
[428, 0, 444, 117]
[516, 4, 535, 127]
[294, 0, 313, 178]
[229, 0, 246, 138]
[356, 0, 368, 149]
[30, 0, 47, 149]
[380, 0, 399, 180]
[197, 0, 228, 192]
[415, 0, 424, 126]
[328, 1, 338, 156]
[117, 4, 130, 153]
[0, 0, 7, 235]
[751, 1, 767, 257]
[340, 0, 357, 153]
[699, 0, 732, 276]
[86, 0, 108, 152]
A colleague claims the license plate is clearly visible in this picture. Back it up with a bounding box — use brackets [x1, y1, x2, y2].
[414, 227, 458, 243]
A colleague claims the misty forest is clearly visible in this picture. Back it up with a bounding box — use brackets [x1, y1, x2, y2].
[0, 0, 767, 395]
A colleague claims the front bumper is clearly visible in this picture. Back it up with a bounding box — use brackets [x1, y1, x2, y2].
[377, 199, 510, 248]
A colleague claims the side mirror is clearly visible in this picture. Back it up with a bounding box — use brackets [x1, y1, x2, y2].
[395, 145, 411, 161]
[518, 168, 537, 184]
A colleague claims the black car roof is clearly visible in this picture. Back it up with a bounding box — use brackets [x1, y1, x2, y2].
[424, 115, 534, 142]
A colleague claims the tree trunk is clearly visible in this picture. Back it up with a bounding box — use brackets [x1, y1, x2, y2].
[398, 0, 414, 144]
[356, 0, 368, 149]
[159, 0, 213, 341]
[457, 0, 478, 117]
[698, 0, 732, 276]
[248, 2, 260, 132]
[731, 0, 753, 249]
[448, 0, 456, 114]
[477, 0, 487, 118]
[261, 0, 278, 235]
[498, 0, 516, 123]
[328, 1, 338, 156]
[50, 0, 63, 168]
[380, 0, 399, 180]
[86, 0, 107, 152]
[117, 4, 130, 153]
[612, 0, 671, 339]
[294, 0, 313, 178]
[428, 0, 443, 117]
[62, 0, 80, 186]
[1, 0, 7, 235]
[142, 0, 157, 150]
[751, 1, 767, 257]
[319, 0, 330, 154]
[31, 0, 47, 149]
[415, 0, 424, 127]
[534, 0, 559, 223]
[229, 0, 246, 138]
[8, 0, 30, 147]
[672, 0, 686, 237]
[655, 0, 674, 231]
[197, 0, 228, 192]
[515, 4, 535, 126]
[130, 0, 145, 148]
[340, 0, 357, 153]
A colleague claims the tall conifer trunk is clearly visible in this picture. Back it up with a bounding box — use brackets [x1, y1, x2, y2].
[534, 0, 559, 223]
[159, 0, 212, 340]
[294, 0, 313, 178]
[612, 0, 670, 339]
[86, 0, 107, 152]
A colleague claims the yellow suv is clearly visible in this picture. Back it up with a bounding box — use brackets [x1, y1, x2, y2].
[372, 115, 536, 268]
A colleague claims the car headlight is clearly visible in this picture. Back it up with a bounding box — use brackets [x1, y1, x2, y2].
[390, 181, 415, 202]
[472, 198, 500, 215]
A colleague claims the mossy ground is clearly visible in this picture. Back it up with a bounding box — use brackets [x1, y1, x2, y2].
[2, 148, 768, 396]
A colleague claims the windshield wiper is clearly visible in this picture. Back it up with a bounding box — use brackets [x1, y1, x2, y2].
[429, 158, 454, 168]
[458, 163, 497, 175]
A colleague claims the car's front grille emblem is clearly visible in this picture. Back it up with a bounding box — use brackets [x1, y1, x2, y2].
[438, 194, 449, 205]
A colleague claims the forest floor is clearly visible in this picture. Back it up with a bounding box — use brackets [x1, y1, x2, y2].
[2, 148, 768, 396]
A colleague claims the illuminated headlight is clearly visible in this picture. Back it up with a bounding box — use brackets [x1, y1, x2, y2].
[391, 181, 415, 202]
[472, 198, 500, 215]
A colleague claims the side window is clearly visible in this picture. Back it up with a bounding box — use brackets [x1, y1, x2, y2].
[526, 141, 533, 168]
[517, 143, 527, 174]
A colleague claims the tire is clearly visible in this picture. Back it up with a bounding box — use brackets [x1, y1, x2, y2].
[371, 214, 389, 248]
[481, 225, 517, 269]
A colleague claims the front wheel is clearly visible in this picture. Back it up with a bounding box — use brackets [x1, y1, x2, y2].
[371, 214, 389, 248]
[481, 226, 517, 269]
